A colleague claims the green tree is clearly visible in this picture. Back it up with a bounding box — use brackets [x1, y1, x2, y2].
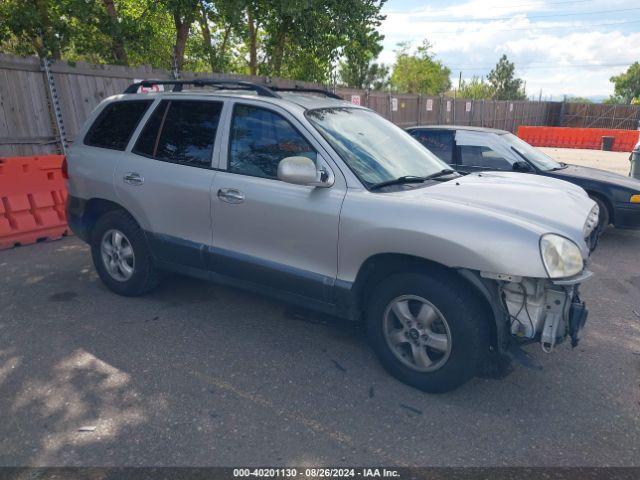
[0, 0, 75, 59]
[0, 0, 388, 83]
[455, 76, 494, 99]
[340, 60, 389, 90]
[197, 0, 244, 73]
[565, 96, 593, 103]
[0, 0, 175, 67]
[254, 0, 386, 82]
[609, 62, 640, 104]
[487, 54, 526, 100]
[390, 40, 451, 94]
[338, 25, 387, 89]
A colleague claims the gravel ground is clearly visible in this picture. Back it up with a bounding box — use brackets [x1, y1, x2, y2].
[0, 226, 639, 467]
[539, 147, 633, 176]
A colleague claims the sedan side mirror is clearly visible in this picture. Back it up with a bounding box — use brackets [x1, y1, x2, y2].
[513, 160, 532, 172]
[277, 156, 330, 187]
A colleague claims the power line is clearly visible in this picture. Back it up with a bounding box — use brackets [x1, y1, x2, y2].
[428, 18, 640, 34]
[392, 0, 594, 16]
[425, 7, 640, 23]
[466, 0, 593, 9]
[446, 63, 631, 70]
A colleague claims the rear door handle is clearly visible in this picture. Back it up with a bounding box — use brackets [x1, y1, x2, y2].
[123, 172, 144, 186]
[217, 188, 245, 204]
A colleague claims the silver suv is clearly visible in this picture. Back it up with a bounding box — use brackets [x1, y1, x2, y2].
[66, 80, 599, 392]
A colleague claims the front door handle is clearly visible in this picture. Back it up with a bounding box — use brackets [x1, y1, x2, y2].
[217, 188, 245, 204]
[123, 172, 144, 186]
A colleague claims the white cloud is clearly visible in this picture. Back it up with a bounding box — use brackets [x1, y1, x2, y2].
[378, 0, 640, 99]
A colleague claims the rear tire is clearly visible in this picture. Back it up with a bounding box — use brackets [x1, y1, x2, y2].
[367, 272, 490, 393]
[90, 210, 161, 296]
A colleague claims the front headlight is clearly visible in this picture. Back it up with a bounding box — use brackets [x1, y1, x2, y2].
[540, 234, 583, 278]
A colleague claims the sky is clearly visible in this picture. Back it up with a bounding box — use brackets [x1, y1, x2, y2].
[378, 0, 640, 100]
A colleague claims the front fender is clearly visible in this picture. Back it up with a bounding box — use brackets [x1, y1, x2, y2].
[337, 190, 549, 283]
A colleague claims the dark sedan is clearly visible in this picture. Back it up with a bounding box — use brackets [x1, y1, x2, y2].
[407, 125, 640, 231]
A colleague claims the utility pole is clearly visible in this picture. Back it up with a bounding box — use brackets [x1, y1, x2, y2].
[458, 71, 462, 91]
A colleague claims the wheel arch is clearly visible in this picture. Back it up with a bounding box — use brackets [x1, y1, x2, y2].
[348, 253, 503, 350]
[585, 190, 613, 225]
[81, 198, 142, 241]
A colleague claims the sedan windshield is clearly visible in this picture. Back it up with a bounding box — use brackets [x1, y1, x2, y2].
[306, 107, 449, 188]
[502, 132, 563, 171]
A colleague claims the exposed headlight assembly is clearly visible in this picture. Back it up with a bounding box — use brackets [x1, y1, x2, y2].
[540, 234, 583, 279]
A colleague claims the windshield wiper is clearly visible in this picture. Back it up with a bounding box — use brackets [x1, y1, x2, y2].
[369, 169, 456, 191]
[423, 168, 456, 180]
[370, 175, 427, 190]
[550, 162, 568, 171]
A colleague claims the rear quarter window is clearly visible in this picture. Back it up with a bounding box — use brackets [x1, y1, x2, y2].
[84, 100, 153, 150]
[132, 99, 223, 168]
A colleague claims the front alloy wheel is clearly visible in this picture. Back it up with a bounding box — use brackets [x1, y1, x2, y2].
[383, 295, 452, 372]
[367, 272, 490, 393]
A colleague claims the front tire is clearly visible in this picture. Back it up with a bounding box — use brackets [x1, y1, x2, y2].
[367, 272, 489, 393]
[90, 210, 161, 296]
[590, 195, 610, 232]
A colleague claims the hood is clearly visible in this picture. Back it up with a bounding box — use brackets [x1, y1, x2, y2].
[397, 171, 595, 247]
[551, 164, 640, 191]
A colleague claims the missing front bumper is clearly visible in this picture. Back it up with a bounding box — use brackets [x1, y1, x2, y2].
[501, 275, 590, 351]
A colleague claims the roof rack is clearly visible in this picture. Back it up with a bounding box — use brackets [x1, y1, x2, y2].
[123, 79, 281, 97]
[123, 79, 344, 101]
[269, 86, 342, 100]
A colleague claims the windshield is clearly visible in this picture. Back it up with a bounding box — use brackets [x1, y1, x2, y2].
[306, 107, 449, 188]
[502, 132, 562, 171]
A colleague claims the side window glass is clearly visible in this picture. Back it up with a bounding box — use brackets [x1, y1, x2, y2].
[133, 100, 222, 168]
[228, 104, 316, 179]
[459, 145, 513, 170]
[133, 100, 168, 157]
[84, 100, 152, 150]
[410, 130, 454, 164]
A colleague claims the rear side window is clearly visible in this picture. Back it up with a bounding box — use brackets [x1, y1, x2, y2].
[84, 100, 152, 150]
[409, 130, 454, 164]
[133, 100, 223, 168]
[228, 104, 316, 179]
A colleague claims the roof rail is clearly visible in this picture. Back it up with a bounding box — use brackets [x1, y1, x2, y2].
[269, 86, 342, 100]
[123, 79, 281, 97]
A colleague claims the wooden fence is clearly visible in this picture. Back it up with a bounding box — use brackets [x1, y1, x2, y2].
[0, 53, 636, 157]
[561, 102, 640, 130]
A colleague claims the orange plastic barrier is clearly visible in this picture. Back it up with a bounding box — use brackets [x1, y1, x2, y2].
[518, 126, 640, 152]
[0, 155, 70, 250]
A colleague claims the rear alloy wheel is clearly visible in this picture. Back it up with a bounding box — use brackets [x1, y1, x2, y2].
[91, 210, 161, 296]
[101, 229, 135, 282]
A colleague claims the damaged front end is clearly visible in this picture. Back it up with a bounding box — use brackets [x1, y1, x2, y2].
[491, 271, 591, 351]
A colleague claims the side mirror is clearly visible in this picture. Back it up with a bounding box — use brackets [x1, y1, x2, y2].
[513, 160, 532, 172]
[277, 156, 331, 187]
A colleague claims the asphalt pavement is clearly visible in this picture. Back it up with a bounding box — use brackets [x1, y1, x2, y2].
[0, 229, 639, 467]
